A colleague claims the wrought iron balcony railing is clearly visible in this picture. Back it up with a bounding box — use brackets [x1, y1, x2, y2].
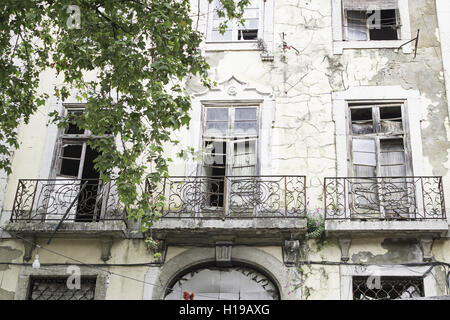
[324, 176, 446, 220]
[146, 176, 306, 219]
[11, 179, 126, 222]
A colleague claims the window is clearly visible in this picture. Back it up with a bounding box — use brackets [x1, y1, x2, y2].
[57, 109, 101, 180]
[55, 108, 103, 222]
[208, 0, 263, 42]
[349, 103, 409, 177]
[332, 0, 411, 53]
[165, 266, 279, 300]
[202, 106, 258, 207]
[352, 276, 424, 300]
[343, 1, 401, 41]
[28, 277, 96, 300]
[348, 103, 413, 218]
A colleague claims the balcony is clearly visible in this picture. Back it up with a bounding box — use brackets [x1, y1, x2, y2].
[6, 179, 127, 239]
[147, 176, 307, 245]
[324, 176, 448, 237]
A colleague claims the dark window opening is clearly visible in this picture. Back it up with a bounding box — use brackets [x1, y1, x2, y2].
[369, 10, 399, 40]
[345, 9, 399, 41]
[351, 108, 374, 135]
[353, 276, 424, 300]
[203, 140, 226, 207]
[64, 111, 85, 135]
[75, 146, 102, 222]
[60, 144, 82, 177]
[238, 29, 258, 40]
[380, 106, 403, 133]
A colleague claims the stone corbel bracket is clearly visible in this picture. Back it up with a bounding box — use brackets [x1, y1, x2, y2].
[338, 238, 352, 262]
[215, 241, 233, 267]
[419, 237, 434, 262]
[100, 236, 113, 262]
[283, 240, 301, 267]
[23, 236, 37, 262]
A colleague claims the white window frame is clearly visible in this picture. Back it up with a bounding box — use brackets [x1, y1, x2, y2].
[205, 0, 274, 52]
[186, 75, 274, 178]
[340, 264, 439, 300]
[201, 104, 259, 178]
[332, 0, 412, 54]
[332, 86, 424, 179]
[347, 102, 412, 178]
[56, 106, 92, 179]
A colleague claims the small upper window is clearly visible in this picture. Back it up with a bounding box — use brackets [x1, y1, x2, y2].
[64, 110, 85, 135]
[209, 0, 262, 42]
[343, 0, 401, 41]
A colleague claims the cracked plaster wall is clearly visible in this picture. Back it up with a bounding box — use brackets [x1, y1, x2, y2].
[176, 0, 450, 211]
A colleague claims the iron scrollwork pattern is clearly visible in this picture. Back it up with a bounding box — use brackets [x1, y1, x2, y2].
[28, 277, 96, 300]
[352, 276, 424, 300]
[147, 176, 306, 219]
[324, 176, 446, 220]
[11, 179, 126, 222]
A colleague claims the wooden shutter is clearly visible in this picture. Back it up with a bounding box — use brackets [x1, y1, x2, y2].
[352, 137, 377, 177]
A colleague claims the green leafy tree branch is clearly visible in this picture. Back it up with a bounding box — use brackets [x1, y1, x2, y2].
[0, 0, 249, 237]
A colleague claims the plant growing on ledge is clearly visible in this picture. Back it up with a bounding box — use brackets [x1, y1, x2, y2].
[305, 208, 326, 251]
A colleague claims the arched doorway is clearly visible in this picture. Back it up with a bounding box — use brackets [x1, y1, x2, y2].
[164, 265, 280, 300]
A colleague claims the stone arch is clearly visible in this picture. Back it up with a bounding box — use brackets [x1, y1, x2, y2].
[146, 246, 301, 300]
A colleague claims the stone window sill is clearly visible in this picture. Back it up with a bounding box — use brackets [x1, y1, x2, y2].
[333, 40, 412, 54]
[204, 41, 262, 52]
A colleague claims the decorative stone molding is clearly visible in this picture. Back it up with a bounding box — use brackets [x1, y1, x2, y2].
[22, 236, 36, 262]
[283, 240, 300, 266]
[100, 236, 113, 262]
[146, 246, 301, 300]
[338, 238, 352, 262]
[215, 241, 233, 266]
[419, 237, 434, 262]
[227, 86, 237, 96]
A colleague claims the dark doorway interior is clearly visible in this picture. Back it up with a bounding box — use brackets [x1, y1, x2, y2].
[75, 146, 101, 222]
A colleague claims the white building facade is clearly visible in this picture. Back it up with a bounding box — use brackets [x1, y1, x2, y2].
[1, 0, 450, 300]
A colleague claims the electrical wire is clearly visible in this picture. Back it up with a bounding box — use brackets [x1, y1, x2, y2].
[0, 225, 235, 300]
[1, 223, 450, 298]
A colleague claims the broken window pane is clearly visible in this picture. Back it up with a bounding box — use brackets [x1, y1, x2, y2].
[203, 140, 226, 207]
[60, 144, 82, 177]
[351, 108, 374, 134]
[380, 106, 403, 133]
[64, 111, 85, 134]
[369, 9, 399, 40]
[346, 11, 368, 41]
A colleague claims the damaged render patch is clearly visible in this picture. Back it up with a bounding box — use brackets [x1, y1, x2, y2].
[0, 288, 14, 300]
[0, 246, 23, 271]
[351, 238, 422, 264]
